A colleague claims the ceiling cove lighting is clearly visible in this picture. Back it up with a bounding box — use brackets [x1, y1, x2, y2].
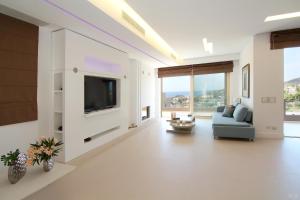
[88, 0, 182, 63]
[265, 12, 300, 22]
[202, 38, 213, 54]
[43, 0, 168, 65]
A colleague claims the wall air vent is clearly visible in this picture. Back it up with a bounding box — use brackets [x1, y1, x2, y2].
[122, 11, 145, 36]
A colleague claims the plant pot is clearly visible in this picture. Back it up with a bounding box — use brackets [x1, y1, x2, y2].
[43, 158, 54, 172]
[8, 153, 27, 184]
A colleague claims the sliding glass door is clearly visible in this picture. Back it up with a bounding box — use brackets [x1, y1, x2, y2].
[161, 76, 191, 118]
[160, 73, 227, 118]
[284, 47, 300, 121]
[193, 73, 226, 116]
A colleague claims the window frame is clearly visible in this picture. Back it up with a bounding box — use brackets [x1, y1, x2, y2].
[160, 73, 229, 117]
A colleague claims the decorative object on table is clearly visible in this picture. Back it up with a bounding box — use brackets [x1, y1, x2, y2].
[242, 64, 250, 98]
[170, 120, 195, 131]
[43, 157, 54, 172]
[27, 137, 63, 172]
[1, 149, 28, 184]
[167, 115, 195, 134]
[128, 123, 137, 129]
[171, 112, 176, 120]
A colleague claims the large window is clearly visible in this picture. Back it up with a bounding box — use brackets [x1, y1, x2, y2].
[162, 76, 190, 111]
[193, 73, 226, 115]
[161, 73, 227, 118]
[284, 47, 300, 121]
[161, 76, 191, 119]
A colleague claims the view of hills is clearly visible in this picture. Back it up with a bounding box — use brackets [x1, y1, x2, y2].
[285, 77, 300, 85]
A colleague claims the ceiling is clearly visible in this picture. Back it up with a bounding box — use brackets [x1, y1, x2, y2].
[0, 0, 180, 67]
[127, 0, 300, 59]
[0, 0, 299, 66]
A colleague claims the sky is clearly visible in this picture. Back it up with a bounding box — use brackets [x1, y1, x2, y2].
[284, 47, 300, 82]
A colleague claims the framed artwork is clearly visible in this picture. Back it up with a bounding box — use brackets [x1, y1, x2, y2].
[242, 64, 250, 98]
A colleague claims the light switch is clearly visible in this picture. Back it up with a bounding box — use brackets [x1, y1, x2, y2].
[269, 97, 276, 103]
[261, 97, 268, 103]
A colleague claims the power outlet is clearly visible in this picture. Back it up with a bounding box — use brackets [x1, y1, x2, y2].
[271, 126, 277, 131]
[266, 126, 277, 131]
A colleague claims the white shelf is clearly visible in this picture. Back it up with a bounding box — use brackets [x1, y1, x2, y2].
[55, 130, 63, 134]
[0, 163, 75, 200]
[54, 111, 62, 114]
[84, 107, 120, 118]
[54, 90, 63, 94]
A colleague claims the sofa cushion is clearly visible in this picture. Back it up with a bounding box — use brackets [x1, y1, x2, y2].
[245, 111, 253, 123]
[233, 101, 240, 107]
[216, 106, 225, 112]
[212, 112, 251, 127]
[222, 105, 235, 117]
[233, 104, 248, 122]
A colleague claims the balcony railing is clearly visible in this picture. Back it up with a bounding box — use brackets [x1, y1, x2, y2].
[284, 100, 300, 121]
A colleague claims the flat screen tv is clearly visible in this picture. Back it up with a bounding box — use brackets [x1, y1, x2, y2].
[84, 76, 117, 114]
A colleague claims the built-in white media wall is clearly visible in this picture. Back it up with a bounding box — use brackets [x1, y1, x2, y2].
[52, 29, 130, 162]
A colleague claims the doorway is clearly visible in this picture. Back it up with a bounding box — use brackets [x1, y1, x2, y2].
[284, 47, 300, 137]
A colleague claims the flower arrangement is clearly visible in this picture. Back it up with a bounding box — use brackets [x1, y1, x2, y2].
[27, 137, 63, 166]
[1, 149, 28, 184]
[1, 149, 21, 166]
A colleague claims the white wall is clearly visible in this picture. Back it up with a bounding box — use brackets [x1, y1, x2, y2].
[154, 68, 161, 119]
[235, 33, 284, 138]
[140, 63, 155, 119]
[239, 37, 254, 109]
[128, 60, 140, 126]
[229, 60, 240, 104]
[0, 26, 52, 170]
[128, 59, 156, 126]
[184, 53, 240, 65]
[253, 33, 284, 138]
[38, 27, 52, 136]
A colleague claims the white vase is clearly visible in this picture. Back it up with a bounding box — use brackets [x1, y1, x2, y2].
[43, 158, 54, 172]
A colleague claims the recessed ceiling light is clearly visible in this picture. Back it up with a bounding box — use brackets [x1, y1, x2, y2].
[202, 38, 213, 54]
[265, 11, 300, 22]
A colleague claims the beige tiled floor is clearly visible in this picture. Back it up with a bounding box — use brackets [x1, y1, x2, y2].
[25, 119, 300, 200]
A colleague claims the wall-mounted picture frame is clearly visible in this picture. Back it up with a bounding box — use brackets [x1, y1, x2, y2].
[242, 64, 250, 98]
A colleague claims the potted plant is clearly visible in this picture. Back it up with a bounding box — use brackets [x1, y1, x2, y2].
[27, 137, 63, 172]
[1, 149, 27, 184]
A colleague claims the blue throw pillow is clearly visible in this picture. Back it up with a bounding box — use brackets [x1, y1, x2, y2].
[233, 104, 248, 122]
[222, 105, 235, 117]
[245, 111, 253, 122]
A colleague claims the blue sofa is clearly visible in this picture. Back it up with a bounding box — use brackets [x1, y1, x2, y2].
[212, 105, 255, 141]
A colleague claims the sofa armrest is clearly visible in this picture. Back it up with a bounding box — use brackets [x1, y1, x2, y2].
[216, 106, 225, 112]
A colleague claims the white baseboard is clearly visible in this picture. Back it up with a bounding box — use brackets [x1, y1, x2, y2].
[256, 131, 284, 139]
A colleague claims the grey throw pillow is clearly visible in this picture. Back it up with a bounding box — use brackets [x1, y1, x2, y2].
[245, 111, 252, 122]
[233, 104, 248, 122]
[222, 105, 235, 117]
